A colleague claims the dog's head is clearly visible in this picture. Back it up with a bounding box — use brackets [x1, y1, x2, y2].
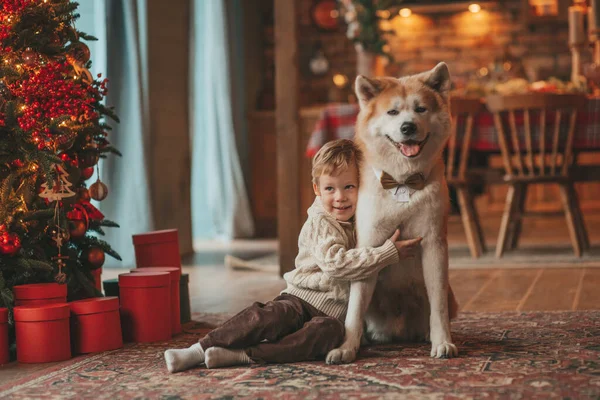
[354, 63, 451, 174]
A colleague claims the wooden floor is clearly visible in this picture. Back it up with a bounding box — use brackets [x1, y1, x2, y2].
[451, 268, 599, 311]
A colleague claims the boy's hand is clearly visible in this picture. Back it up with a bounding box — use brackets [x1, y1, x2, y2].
[389, 229, 423, 259]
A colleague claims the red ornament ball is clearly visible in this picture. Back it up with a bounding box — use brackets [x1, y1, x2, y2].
[22, 48, 37, 67]
[89, 180, 108, 201]
[68, 219, 87, 240]
[77, 187, 91, 203]
[78, 151, 99, 168]
[81, 167, 94, 180]
[69, 42, 91, 64]
[84, 247, 105, 269]
[0, 232, 21, 256]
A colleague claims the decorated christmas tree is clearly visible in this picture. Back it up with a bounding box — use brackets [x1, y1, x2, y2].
[0, 0, 121, 308]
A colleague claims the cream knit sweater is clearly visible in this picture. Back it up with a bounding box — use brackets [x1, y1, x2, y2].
[281, 197, 399, 320]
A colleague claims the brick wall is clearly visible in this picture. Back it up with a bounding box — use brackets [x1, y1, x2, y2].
[382, 3, 577, 84]
[288, 0, 582, 107]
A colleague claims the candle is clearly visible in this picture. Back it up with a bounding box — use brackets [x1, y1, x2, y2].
[569, 5, 586, 45]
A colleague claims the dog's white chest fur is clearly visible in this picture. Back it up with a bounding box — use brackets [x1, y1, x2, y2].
[355, 161, 449, 343]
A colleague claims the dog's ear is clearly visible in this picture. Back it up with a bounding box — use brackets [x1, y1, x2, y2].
[423, 62, 451, 97]
[355, 75, 382, 108]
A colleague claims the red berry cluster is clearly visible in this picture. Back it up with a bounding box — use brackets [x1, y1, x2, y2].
[9, 61, 106, 134]
[0, 0, 36, 41]
[0, 0, 35, 14]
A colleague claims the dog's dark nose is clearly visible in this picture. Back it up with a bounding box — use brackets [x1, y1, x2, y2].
[401, 122, 417, 136]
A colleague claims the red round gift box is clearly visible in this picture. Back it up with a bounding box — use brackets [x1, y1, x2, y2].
[130, 267, 181, 334]
[0, 308, 8, 365]
[14, 303, 71, 363]
[119, 272, 171, 343]
[132, 229, 181, 270]
[91, 268, 102, 291]
[69, 297, 123, 354]
[13, 283, 67, 306]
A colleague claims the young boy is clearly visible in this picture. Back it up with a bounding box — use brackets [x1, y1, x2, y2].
[164, 139, 422, 372]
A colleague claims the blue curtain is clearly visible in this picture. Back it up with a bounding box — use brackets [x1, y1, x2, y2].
[190, 0, 254, 240]
[100, 0, 153, 267]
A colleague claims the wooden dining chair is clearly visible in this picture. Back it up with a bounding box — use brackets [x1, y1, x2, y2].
[447, 97, 487, 258]
[485, 93, 590, 258]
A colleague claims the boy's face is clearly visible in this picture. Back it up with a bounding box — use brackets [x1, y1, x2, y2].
[313, 164, 359, 222]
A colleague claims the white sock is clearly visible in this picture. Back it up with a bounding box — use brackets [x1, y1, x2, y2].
[164, 343, 205, 373]
[205, 347, 252, 369]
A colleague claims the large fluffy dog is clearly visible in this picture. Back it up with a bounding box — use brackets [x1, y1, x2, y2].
[326, 63, 459, 364]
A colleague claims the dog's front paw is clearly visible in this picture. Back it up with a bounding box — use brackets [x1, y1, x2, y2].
[430, 341, 458, 358]
[326, 345, 357, 365]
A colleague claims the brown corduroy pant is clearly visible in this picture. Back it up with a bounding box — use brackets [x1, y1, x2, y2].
[198, 294, 345, 364]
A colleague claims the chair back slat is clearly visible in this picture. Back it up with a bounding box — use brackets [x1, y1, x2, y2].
[493, 112, 514, 175]
[539, 110, 546, 176]
[458, 115, 474, 178]
[523, 109, 535, 176]
[447, 97, 483, 182]
[447, 118, 457, 180]
[562, 110, 578, 176]
[508, 111, 525, 176]
[484, 93, 587, 179]
[550, 110, 561, 175]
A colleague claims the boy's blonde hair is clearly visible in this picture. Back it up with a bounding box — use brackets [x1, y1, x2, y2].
[311, 139, 363, 184]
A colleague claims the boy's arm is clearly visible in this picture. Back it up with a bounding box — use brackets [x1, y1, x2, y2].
[308, 217, 400, 281]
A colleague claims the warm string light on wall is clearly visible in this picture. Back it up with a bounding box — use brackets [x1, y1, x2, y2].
[399, 8, 412, 18]
[468, 3, 482, 13]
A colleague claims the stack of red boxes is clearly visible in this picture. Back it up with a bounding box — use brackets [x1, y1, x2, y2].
[116, 229, 184, 343]
[9, 282, 123, 364]
[2, 228, 186, 363]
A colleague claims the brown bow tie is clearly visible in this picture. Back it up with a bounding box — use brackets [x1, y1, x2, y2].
[380, 171, 426, 191]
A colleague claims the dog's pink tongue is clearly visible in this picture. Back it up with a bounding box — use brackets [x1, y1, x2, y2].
[401, 143, 421, 157]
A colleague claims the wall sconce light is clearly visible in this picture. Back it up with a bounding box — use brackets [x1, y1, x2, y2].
[468, 3, 482, 13]
[333, 74, 349, 88]
[399, 8, 412, 18]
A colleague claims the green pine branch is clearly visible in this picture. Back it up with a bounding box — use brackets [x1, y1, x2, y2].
[99, 219, 120, 228]
[21, 209, 55, 222]
[99, 146, 122, 157]
[77, 31, 98, 41]
[96, 103, 120, 123]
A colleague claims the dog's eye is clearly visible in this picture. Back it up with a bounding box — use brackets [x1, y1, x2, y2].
[415, 106, 427, 113]
[387, 109, 399, 116]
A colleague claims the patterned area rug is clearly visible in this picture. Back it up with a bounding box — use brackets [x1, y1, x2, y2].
[1, 312, 599, 399]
